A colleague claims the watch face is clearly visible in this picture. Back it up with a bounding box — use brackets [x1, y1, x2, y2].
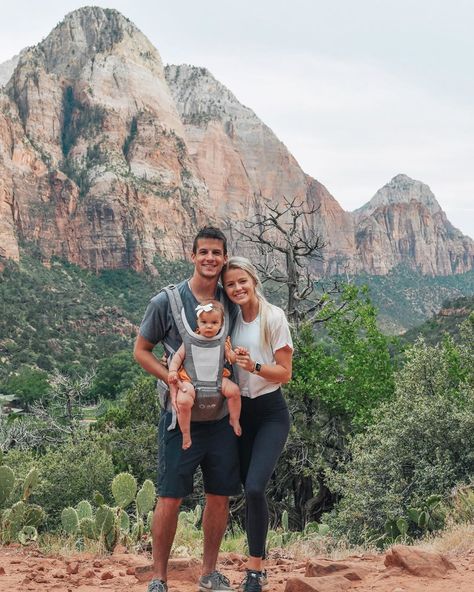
[255, 363, 262, 373]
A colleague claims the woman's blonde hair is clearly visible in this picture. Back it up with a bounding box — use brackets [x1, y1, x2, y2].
[222, 256, 272, 349]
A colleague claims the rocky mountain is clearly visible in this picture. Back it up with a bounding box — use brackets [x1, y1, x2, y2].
[0, 53, 21, 87]
[1, 7, 210, 271]
[354, 175, 473, 275]
[0, 6, 473, 277]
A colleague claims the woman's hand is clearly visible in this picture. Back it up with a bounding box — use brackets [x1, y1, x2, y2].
[234, 347, 255, 373]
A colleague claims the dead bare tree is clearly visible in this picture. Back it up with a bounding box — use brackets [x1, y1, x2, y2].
[234, 196, 346, 328]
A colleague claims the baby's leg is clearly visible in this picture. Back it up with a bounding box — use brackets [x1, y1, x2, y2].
[176, 381, 196, 449]
[221, 378, 242, 436]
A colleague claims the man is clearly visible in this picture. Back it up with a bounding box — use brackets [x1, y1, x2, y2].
[134, 227, 240, 592]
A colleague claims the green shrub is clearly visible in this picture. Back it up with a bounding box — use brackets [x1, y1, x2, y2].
[325, 330, 474, 544]
[33, 436, 114, 526]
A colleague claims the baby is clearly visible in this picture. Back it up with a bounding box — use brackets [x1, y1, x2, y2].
[168, 300, 242, 449]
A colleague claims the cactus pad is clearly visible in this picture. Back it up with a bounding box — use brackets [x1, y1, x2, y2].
[0, 465, 15, 507]
[112, 473, 137, 508]
[93, 491, 105, 507]
[22, 468, 38, 501]
[80, 517, 97, 539]
[136, 480, 156, 516]
[61, 507, 79, 534]
[18, 526, 38, 545]
[24, 504, 45, 528]
[95, 505, 114, 536]
[119, 509, 130, 533]
[76, 500, 93, 520]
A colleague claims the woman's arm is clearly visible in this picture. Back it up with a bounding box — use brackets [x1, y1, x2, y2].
[235, 345, 293, 384]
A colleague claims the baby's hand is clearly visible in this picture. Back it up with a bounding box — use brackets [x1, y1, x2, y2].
[234, 346, 249, 356]
[168, 370, 179, 385]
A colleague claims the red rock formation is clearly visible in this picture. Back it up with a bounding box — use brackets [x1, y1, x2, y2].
[0, 8, 473, 277]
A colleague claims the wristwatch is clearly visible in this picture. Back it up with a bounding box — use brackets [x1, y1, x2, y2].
[253, 362, 262, 374]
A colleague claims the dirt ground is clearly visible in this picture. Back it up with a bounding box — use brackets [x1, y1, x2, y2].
[0, 545, 473, 592]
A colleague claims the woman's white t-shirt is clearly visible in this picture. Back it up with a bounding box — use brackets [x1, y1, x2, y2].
[231, 304, 293, 399]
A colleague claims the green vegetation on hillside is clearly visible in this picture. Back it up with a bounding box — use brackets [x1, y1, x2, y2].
[0, 250, 192, 390]
[348, 265, 474, 334]
[402, 295, 474, 345]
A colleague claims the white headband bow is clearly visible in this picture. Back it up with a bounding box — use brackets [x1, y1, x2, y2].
[195, 303, 214, 317]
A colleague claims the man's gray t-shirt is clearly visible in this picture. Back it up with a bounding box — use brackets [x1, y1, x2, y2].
[139, 280, 238, 355]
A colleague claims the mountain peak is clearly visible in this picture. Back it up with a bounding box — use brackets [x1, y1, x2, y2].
[14, 6, 144, 80]
[356, 173, 442, 217]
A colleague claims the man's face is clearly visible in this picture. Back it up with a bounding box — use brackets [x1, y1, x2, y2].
[191, 238, 227, 280]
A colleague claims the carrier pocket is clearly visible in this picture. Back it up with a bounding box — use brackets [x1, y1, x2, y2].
[191, 387, 225, 421]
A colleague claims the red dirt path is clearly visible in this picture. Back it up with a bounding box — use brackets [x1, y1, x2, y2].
[0, 545, 473, 591]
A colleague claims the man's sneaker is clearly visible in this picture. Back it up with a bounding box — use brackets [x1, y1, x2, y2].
[199, 570, 235, 591]
[239, 570, 268, 592]
[148, 579, 168, 592]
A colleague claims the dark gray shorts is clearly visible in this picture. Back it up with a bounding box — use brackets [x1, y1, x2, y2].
[157, 411, 241, 498]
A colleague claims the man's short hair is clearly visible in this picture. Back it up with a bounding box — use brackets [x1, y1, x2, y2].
[192, 227, 228, 255]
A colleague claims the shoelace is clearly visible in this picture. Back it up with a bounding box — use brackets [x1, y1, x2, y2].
[149, 580, 167, 592]
[244, 571, 262, 592]
[208, 571, 231, 586]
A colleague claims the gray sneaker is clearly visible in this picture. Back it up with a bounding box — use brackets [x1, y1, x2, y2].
[239, 570, 269, 591]
[148, 579, 168, 592]
[199, 570, 235, 591]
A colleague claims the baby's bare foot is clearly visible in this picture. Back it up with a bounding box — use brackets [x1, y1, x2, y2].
[230, 419, 242, 437]
[182, 433, 192, 449]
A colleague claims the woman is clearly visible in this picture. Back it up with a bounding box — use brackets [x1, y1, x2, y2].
[222, 256, 293, 592]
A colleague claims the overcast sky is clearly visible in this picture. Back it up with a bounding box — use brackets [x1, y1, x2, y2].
[1, 0, 473, 237]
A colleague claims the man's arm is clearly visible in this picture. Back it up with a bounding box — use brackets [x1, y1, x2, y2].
[134, 335, 169, 383]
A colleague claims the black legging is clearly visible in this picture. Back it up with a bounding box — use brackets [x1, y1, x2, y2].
[239, 388, 290, 557]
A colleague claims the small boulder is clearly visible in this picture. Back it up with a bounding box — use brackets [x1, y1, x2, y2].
[285, 574, 351, 591]
[384, 545, 455, 578]
[66, 562, 79, 575]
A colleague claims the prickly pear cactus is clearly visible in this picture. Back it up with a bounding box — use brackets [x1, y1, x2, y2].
[119, 509, 130, 533]
[131, 517, 144, 542]
[105, 524, 120, 551]
[136, 480, 156, 516]
[61, 507, 79, 534]
[282, 510, 289, 531]
[22, 468, 38, 501]
[145, 510, 153, 533]
[24, 504, 45, 528]
[80, 517, 97, 540]
[95, 505, 114, 536]
[18, 525, 38, 545]
[93, 491, 105, 507]
[0, 465, 15, 507]
[76, 500, 93, 520]
[112, 473, 137, 509]
[1, 501, 26, 542]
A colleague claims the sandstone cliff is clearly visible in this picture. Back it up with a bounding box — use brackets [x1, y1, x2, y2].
[165, 64, 355, 274]
[1, 7, 211, 271]
[0, 53, 21, 87]
[354, 175, 474, 275]
[0, 7, 472, 277]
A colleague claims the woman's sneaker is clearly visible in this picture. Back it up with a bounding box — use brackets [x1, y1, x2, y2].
[239, 569, 268, 592]
[198, 570, 235, 591]
[148, 580, 168, 592]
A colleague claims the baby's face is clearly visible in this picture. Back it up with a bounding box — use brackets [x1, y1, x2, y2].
[197, 310, 223, 338]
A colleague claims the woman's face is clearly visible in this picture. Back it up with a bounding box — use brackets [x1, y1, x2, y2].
[223, 268, 257, 306]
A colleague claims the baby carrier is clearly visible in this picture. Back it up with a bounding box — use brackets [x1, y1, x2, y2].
[156, 285, 230, 428]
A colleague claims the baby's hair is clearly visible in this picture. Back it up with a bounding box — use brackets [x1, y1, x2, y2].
[196, 299, 225, 323]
